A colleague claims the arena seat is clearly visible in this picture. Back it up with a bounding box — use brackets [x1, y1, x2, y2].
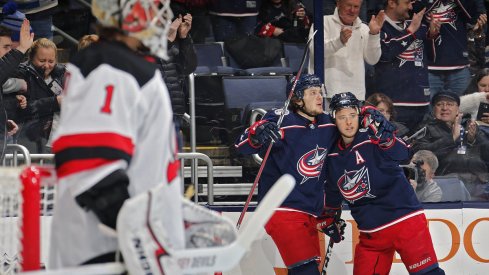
[222, 76, 287, 143]
[283, 42, 309, 74]
[194, 42, 236, 75]
[434, 175, 471, 202]
[223, 42, 291, 76]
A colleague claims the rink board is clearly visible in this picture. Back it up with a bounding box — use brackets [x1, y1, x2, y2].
[219, 203, 489, 275]
[32, 203, 488, 274]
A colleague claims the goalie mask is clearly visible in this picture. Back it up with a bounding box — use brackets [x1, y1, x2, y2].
[91, 0, 173, 59]
[329, 92, 361, 120]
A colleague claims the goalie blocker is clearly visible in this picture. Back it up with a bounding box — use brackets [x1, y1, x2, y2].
[117, 174, 296, 274]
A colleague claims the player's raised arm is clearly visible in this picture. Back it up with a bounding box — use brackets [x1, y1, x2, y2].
[360, 105, 410, 161]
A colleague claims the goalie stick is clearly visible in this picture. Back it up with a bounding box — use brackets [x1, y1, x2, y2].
[117, 174, 296, 274]
[236, 30, 317, 230]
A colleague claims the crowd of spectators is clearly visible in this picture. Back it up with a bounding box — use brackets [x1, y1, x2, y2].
[0, 0, 489, 201]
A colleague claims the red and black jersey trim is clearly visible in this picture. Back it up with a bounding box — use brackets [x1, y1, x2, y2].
[53, 133, 135, 178]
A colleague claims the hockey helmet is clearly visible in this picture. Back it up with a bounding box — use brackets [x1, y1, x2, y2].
[329, 92, 360, 119]
[91, 0, 173, 59]
[286, 74, 323, 99]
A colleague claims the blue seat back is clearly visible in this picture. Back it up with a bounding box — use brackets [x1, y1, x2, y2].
[194, 42, 226, 67]
[283, 43, 309, 73]
[434, 175, 472, 202]
[222, 76, 287, 129]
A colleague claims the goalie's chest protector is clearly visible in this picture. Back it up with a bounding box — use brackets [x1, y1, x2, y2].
[326, 132, 422, 232]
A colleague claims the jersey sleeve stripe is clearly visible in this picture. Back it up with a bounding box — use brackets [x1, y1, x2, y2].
[53, 133, 134, 154]
[55, 147, 132, 177]
[56, 158, 124, 178]
[53, 133, 134, 178]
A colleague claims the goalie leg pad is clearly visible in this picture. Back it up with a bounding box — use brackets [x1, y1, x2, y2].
[181, 198, 237, 249]
[75, 169, 130, 229]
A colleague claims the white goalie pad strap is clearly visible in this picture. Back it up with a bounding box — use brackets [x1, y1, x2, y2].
[117, 174, 295, 274]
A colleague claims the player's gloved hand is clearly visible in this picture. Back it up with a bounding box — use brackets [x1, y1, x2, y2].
[249, 120, 281, 145]
[316, 208, 346, 243]
[360, 106, 397, 145]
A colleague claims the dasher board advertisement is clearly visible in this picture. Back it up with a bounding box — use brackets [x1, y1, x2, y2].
[221, 206, 489, 275]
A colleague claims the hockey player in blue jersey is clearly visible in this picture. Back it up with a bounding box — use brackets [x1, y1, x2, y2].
[235, 74, 344, 275]
[325, 92, 445, 275]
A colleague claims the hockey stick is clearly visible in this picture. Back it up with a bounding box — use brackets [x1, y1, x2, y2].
[320, 209, 343, 275]
[321, 238, 335, 275]
[117, 174, 295, 274]
[236, 31, 317, 230]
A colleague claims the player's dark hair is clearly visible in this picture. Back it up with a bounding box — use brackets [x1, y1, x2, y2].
[287, 94, 301, 112]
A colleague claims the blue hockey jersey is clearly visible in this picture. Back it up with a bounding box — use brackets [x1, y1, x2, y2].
[325, 132, 422, 232]
[375, 18, 430, 106]
[235, 110, 337, 216]
[424, 0, 486, 69]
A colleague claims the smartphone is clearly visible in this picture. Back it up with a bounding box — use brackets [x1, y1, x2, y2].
[476, 102, 489, 121]
[6, 120, 16, 132]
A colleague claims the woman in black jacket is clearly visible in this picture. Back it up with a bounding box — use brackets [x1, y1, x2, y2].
[155, 11, 197, 149]
[14, 38, 65, 153]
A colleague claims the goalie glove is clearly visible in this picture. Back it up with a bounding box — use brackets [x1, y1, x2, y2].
[361, 106, 397, 146]
[249, 120, 282, 146]
[316, 208, 346, 243]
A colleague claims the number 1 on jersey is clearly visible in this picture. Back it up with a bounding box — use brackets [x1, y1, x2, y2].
[101, 85, 114, 114]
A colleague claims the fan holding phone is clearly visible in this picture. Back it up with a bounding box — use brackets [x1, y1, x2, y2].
[463, 68, 489, 126]
[476, 102, 489, 125]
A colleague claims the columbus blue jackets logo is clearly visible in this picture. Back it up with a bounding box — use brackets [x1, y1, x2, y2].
[297, 145, 327, 184]
[398, 40, 423, 67]
[337, 166, 375, 203]
[427, 1, 458, 30]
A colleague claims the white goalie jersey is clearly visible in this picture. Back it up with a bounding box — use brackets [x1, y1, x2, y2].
[48, 41, 184, 268]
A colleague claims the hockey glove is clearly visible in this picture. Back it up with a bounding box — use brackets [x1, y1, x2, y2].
[361, 106, 397, 146]
[249, 120, 281, 146]
[316, 208, 346, 243]
[75, 169, 130, 230]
